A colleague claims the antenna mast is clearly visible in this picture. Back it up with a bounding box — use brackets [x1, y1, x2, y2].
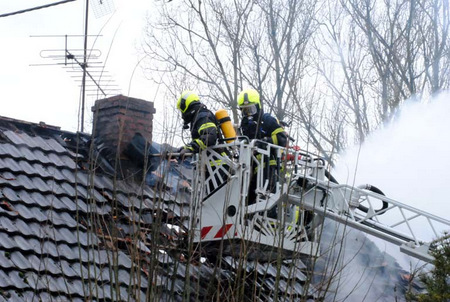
[81, 0, 89, 133]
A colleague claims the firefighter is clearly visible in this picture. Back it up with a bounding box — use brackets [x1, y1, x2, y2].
[176, 91, 219, 159]
[238, 88, 288, 208]
[176, 91, 229, 195]
[238, 89, 288, 147]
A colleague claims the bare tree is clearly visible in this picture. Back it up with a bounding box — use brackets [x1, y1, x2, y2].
[142, 0, 318, 144]
[142, 0, 450, 162]
[339, 0, 450, 122]
[418, 0, 450, 95]
[246, 0, 317, 121]
[142, 0, 253, 123]
[303, 0, 450, 155]
[313, 0, 373, 148]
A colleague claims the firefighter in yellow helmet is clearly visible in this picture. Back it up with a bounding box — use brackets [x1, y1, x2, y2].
[176, 91, 219, 159]
[238, 89, 288, 209]
[237, 89, 288, 147]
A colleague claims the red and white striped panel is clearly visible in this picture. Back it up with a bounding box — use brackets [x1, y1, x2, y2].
[200, 224, 235, 241]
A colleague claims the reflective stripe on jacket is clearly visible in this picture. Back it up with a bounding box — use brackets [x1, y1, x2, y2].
[183, 107, 218, 153]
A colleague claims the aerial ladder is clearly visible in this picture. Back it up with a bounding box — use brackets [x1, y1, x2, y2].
[182, 137, 450, 263]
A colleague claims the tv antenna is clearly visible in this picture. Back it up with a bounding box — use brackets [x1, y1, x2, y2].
[31, 0, 117, 133]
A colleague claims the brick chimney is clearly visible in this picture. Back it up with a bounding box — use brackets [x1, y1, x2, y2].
[91, 95, 155, 174]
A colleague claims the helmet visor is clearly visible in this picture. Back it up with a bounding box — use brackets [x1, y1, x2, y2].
[240, 104, 257, 116]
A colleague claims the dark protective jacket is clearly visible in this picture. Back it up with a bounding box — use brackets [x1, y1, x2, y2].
[183, 105, 218, 153]
[240, 112, 288, 147]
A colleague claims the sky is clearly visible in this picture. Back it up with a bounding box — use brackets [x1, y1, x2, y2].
[0, 0, 159, 133]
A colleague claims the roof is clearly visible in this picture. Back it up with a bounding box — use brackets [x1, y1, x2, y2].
[0, 117, 148, 301]
[0, 116, 317, 301]
[0, 115, 423, 301]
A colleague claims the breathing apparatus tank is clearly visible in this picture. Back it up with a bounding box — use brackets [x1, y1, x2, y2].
[215, 109, 236, 143]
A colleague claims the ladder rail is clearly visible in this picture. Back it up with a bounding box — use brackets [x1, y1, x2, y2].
[288, 193, 435, 262]
[322, 180, 450, 226]
[292, 174, 450, 261]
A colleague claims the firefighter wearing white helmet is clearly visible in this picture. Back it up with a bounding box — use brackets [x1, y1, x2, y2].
[176, 91, 219, 159]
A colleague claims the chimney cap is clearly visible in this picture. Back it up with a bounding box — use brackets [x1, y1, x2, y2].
[92, 94, 156, 114]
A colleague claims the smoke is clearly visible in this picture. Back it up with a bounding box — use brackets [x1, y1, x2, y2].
[334, 92, 450, 219]
[319, 91, 450, 301]
[316, 219, 408, 302]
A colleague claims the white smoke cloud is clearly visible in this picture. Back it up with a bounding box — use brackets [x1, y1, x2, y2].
[334, 90, 450, 230]
[322, 91, 450, 299]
